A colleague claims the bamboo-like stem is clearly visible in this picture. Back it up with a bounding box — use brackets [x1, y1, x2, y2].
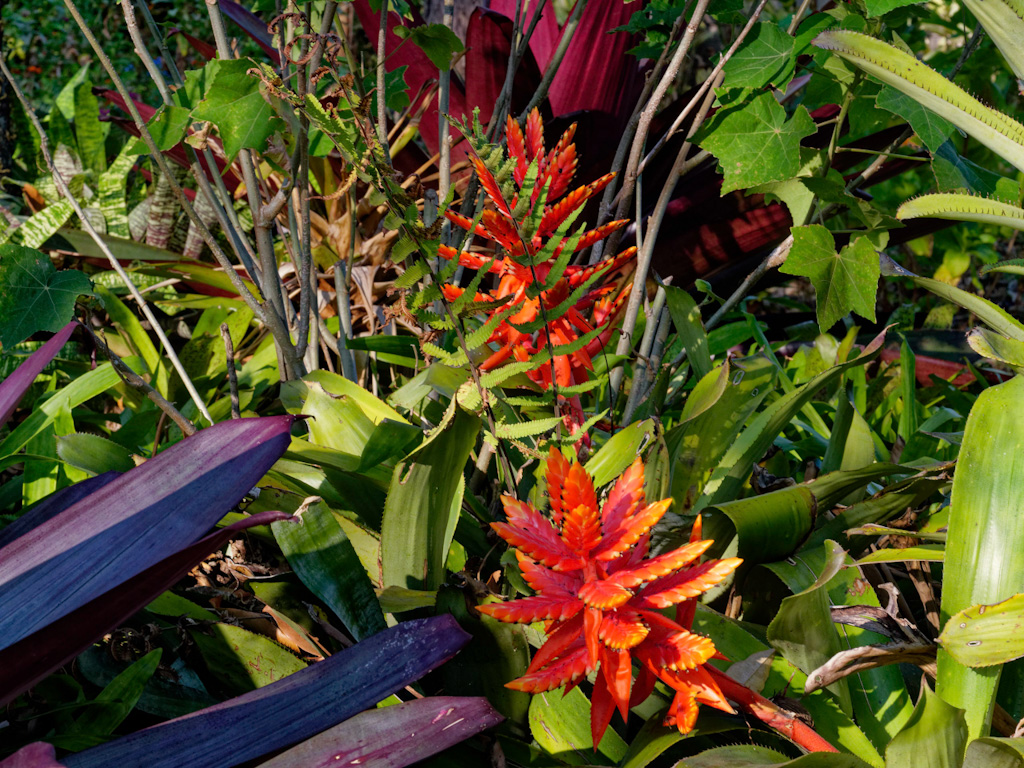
[205, 0, 304, 378]
[1, 57, 215, 426]
[62, 0, 305, 380]
[293, 6, 314, 364]
[588, 0, 712, 264]
[609, 71, 720, 398]
[633, 0, 770, 182]
[306, 0, 339, 91]
[86, 327, 196, 436]
[333, 259, 358, 381]
[786, 0, 814, 35]
[621, 282, 667, 424]
[705, 234, 793, 331]
[376, 3, 391, 158]
[220, 323, 242, 420]
[437, 0, 454, 206]
[517, 0, 587, 120]
[122, 0, 261, 285]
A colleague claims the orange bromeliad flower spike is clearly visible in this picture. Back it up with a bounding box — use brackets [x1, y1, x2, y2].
[478, 448, 743, 746]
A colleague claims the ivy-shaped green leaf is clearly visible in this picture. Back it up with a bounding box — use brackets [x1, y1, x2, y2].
[191, 59, 284, 162]
[0, 243, 93, 348]
[693, 93, 816, 193]
[395, 24, 465, 70]
[780, 225, 879, 332]
[723, 23, 795, 90]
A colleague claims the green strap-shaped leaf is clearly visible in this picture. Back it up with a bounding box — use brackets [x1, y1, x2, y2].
[272, 499, 386, 642]
[884, 683, 967, 768]
[813, 30, 1024, 173]
[938, 375, 1024, 738]
[665, 285, 712, 380]
[940, 594, 1024, 668]
[381, 406, 480, 590]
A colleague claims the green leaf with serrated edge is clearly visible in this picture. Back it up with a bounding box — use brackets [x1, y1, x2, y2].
[883, 257, 1024, 341]
[767, 540, 852, 713]
[780, 225, 878, 332]
[940, 594, 1024, 668]
[381, 406, 479, 590]
[813, 30, 1024, 173]
[961, 0, 1024, 81]
[56, 432, 135, 475]
[885, 682, 967, 768]
[898, 193, 1024, 230]
[693, 93, 816, 194]
[966, 327, 1024, 367]
[723, 23, 795, 89]
[189, 623, 305, 693]
[191, 59, 284, 162]
[73, 81, 108, 176]
[396, 23, 465, 69]
[494, 415, 564, 440]
[964, 737, 1024, 767]
[272, 500, 386, 641]
[875, 85, 953, 153]
[938, 376, 1024, 738]
[0, 243, 93, 348]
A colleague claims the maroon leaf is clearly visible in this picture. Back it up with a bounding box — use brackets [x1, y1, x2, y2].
[257, 696, 503, 768]
[464, 9, 541, 128]
[0, 416, 295, 654]
[61, 616, 471, 768]
[0, 743, 66, 768]
[0, 321, 77, 428]
[167, 28, 217, 61]
[488, 0, 560, 68]
[0, 510, 290, 707]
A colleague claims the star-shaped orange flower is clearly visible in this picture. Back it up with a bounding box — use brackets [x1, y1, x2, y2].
[478, 447, 743, 745]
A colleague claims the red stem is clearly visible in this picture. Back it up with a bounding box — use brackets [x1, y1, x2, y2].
[707, 667, 840, 753]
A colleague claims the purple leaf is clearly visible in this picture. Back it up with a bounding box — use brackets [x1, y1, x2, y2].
[0, 510, 290, 707]
[0, 743, 66, 768]
[62, 616, 471, 768]
[0, 321, 77, 428]
[0, 472, 119, 550]
[257, 696, 503, 768]
[219, 0, 281, 64]
[0, 416, 295, 653]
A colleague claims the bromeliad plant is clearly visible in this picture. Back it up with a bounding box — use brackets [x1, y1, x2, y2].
[479, 447, 742, 744]
[430, 109, 636, 436]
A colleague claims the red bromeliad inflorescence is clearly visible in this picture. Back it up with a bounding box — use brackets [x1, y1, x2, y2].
[442, 109, 636, 438]
[478, 447, 743, 746]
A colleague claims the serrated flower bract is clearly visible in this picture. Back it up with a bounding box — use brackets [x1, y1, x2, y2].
[478, 447, 743, 746]
[442, 110, 636, 436]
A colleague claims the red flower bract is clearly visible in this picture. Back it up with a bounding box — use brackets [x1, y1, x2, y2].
[478, 447, 743, 745]
[442, 110, 635, 437]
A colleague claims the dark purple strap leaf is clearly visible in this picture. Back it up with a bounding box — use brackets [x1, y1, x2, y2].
[0, 472, 119, 550]
[257, 696, 503, 768]
[62, 616, 472, 768]
[0, 415, 295, 651]
[0, 511, 291, 707]
[0, 321, 77, 428]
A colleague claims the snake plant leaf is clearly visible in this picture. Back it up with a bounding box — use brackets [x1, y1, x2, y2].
[0, 416, 295, 655]
[940, 594, 1024, 667]
[0, 321, 76, 427]
[61, 616, 471, 768]
[0, 509, 290, 707]
[884, 682, 967, 768]
[960, 0, 1024, 82]
[257, 696, 502, 768]
[963, 737, 1024, 767]
[813, 30, 1024, 174]
[938, 375, 1024, 739]
[898, 194, 1024, 232]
